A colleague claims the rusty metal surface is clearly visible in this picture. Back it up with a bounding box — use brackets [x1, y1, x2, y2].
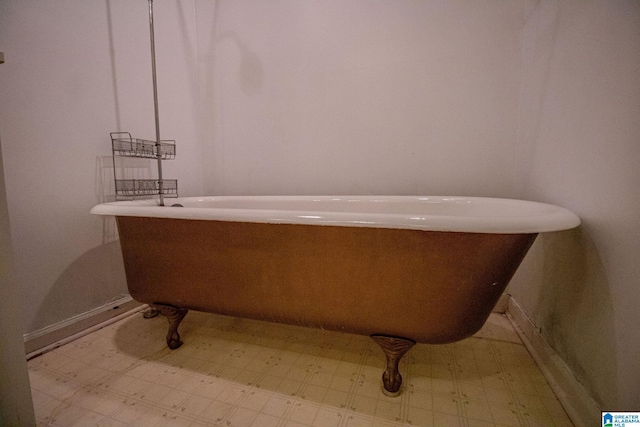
[116, 217, 536, 344]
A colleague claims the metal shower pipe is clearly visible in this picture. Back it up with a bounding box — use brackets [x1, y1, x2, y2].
[148, 0, 164, 206]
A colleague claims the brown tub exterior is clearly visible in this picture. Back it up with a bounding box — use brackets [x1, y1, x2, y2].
[116, 215, 536, 394]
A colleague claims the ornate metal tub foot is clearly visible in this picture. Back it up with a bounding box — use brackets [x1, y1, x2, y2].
[143, 305, 160, 319]
[371, 334, 416, 397]
[154, 304, 188, 349]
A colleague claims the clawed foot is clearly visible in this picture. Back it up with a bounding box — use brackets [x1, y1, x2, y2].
[153, 304, 188, 350]
[381, 369, 403, 397]
[371, 334, 416, 397]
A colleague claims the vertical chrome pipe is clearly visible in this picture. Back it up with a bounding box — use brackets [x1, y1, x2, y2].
[148, 0, 164, 206]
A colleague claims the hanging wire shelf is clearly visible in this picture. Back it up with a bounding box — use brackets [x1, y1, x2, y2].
[115, 179, 178, 198]
[110, 131, 178, 200]
[110, 132, 176, 160]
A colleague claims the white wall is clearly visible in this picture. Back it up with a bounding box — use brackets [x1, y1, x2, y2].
[509, 0, 640, 409]
[0, 0, 202, 333]
[198, 0, 529, 197]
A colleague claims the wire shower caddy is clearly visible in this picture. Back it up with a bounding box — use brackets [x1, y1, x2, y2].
[110, 132, 178, 200]
[109, 0, 177, 204]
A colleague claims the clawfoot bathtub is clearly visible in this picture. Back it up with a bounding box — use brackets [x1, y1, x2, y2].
[91, 196, 580, 395]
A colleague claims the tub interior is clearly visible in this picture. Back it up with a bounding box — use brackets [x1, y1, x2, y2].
[177, 196, 561, 217]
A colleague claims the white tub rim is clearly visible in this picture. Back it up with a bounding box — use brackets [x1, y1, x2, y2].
[90, 195, 581, 234]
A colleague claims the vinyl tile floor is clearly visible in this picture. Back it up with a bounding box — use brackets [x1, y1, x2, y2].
[28, 309, 574, 427]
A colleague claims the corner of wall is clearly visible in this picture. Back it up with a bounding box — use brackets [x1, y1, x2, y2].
[506, 296, 600, 427]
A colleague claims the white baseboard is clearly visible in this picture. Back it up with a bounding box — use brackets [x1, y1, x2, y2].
[506, 297, 601, 427]
[24, 296, 143, 358]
